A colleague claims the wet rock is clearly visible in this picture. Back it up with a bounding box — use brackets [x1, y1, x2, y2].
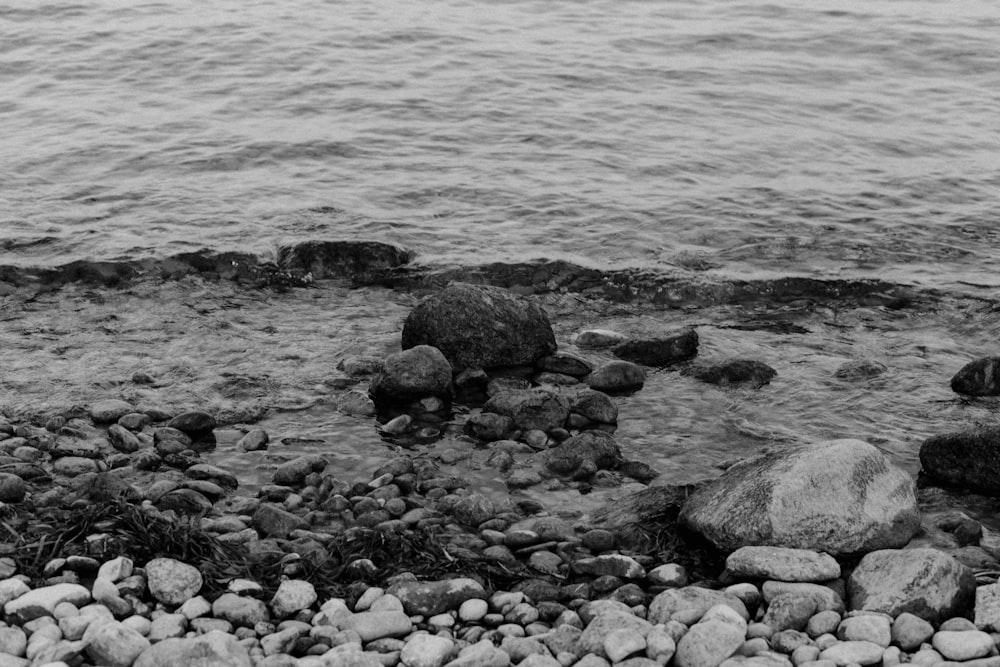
[53, 456, 101, 475]
[146, 558, 203, 606]
[0, 473, 26, 503]
[370, 345, 453, 403]
[401, 283, 557, 370]
[465, 413, 514, 441]
[919, 425, 1000, 494]
[90, 399, 134, 424]
[388, 578, 488, 616]
[484, 388, 570, 432]
[186, 463, 238, 490]
[337, 390, 378, 417]
[545, 431, 622, 478]
[951, 356, 1000, 395]
[575, 329, 628, 348]
[254, 503, 308, 538]
[567, 388, 618, 424]
[133, 629, 252, 667]
[158, 488, 213, 514]
[573, 555, 645, 579]
[682, 358, 777, 388]
[584, 360, 646, 393]
[237, 428, 269, 452]
[276, 239, 411, 278]
[107, 424, 142, 453]
[273, 454, 327, 486]
[725, 546, 840, 582]
[167, 411, 216, 436]
[612, 329, 698, 367]
[834, 360, 888, 381]
[847, 548, 975, 624]
[453, 493, 496, 527]
[680, 439, 920, 555]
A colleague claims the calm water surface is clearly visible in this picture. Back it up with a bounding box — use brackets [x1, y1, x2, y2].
[3, 0, 1000, 525]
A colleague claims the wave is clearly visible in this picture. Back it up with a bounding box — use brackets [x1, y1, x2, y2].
[0, 238, 947, 312]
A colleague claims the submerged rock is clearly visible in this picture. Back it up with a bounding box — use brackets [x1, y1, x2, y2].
[682, 358, 777, 388]
[612, 329, 698, 367]
[950, 356, 1000, 396]
[545, 431, 623, 479]
[276, 239, 411, 278]
[483, 388, 570, 433]
[401, 283, 556, 370]
[847, 548, 975, 624]
[920, 425, 1000, 494]
[834, 359, 888, 381]
[584, 361, 646, 393]
[680, 439, 920, 555]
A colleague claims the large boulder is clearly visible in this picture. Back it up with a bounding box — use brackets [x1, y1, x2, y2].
[950, 357, 1000, 396]
[369, 345, 453, 404]
[920, 426, 1000, 494]
[400, 283, 556, 370]
[847, 548, 975, 624]
[680, 439, 920, 555]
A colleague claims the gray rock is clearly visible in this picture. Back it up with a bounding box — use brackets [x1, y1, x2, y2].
[276, 239, 411, 278]
[167, 411, 216, 436]
[675, 610, 745, 667]
[90, 399, 134, 424]
[761, 582, 844, 614]
[648, 587, 748, 626]
[465, 413, 514, 441]
[951, 356, 1000, 395]
[762, 594, 817, 632]
[388, 578, 488, 616]
[3, 582, 90, 624]
[573, 555, 645, 579]
[343, 611, 413, 641]
[0, 473, 26, 503]
[920, 425, 1000, 494]
[931, 629, 994, 661]
[837, 614, 890, 647]
[132, 630, 252, 667]
[185, 463, 238, 490]
[84, 621, 150, 667]
[370, 345, 453, 403]
[889, 611, 933, 651]
[578, 610, 653, 660]
[237, 428, 269, 451]
[576, 329, 628, 348]
[544, 430, 622, 478]
[834, 360, 887, 381]
[584, 361, 646, 392]
[254, 502, 308, 538]
[272, 454, 327, 486]
[680, 439, 920, 555]
[337, 390, 377, 417]
[443, 639, 511, 667]
[483, 388, 569, 433]
[725, 546, 840, 582]
[848, 548, 975, 624]
[817, 640, 885, 666]
[211, 593, 270, 628]
[612, 329, 699, 367]
[401, 283, 557, 371]
[401, 633, 455, 667]
[567, 388, 618, 424]
[270, 579, 317, 618]
[537, 352, 594, 378]
[107, 424, 142, 453]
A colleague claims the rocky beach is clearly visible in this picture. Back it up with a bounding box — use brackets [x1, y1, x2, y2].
[4, 242, 1000, 666]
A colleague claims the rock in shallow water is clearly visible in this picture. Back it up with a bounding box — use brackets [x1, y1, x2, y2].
[951, 356, 1000, 395]
[919, 425, 1000, 494]
[612, 328, 698, 367]
[682, 358, 776, 388]
[369, 345, 453, 404]
[680, 439, 920, 555]
[401, 283, 556, 370]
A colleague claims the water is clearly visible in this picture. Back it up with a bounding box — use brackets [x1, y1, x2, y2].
[3, 0, 1000, 529]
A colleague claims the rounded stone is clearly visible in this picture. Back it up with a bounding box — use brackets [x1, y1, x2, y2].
[146, 558, 204, 606]
[0, 473, 26, 503]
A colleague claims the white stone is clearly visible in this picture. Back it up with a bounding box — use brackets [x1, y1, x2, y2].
[343, 611, 412, 642]
[122, 615, 151, 636]
[931, 629, 994, 661]
[177, 595, 212, 620]
[0, 626, 27, 656]
[726, 547, 841, 582]
[353, 587, 384, 611]
[648, 563, 688, 587]
[817, 640, 884, 666]
[604, 627, 646, 662]
[0, 579, 31, 607]
[4, 583, 91, 624]
[270, 579, 317, 617]
[675, 619, 744, 667]
[260, 627, 302, 656]
[458, 598, 489, 622]
[369, 593, 404, 613]
[645, 627, 677, 664]
[976, 583, 1000, 632]
[91, 578, 120, 604]
[145, 558, 203, 606]
[97, 556, 133, 583]
[401, 633, 455, 667]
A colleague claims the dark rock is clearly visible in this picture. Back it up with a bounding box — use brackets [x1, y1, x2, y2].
[848, 548, 975, 624]
[835, 359, 888, 381]
[273, 454, 327, 486]
[237, 428, 269, 452]
[920, 426, 1000, 494]
[567, 388, 618, 424]
[680, 439, 920, 555]
[619, 460, 658, 483]
[483, 388, 570, 433]
[464, 413, 514, 441]
[537, 353, 594, 378]
[167, 411, 216, 436]
[157, 489, 213, 515]
[369, 345, 453, 404]
[612, 329, 698, 366]
[545, 431, 623, 478]
[0, 473, 26, 502]
[185, 463, 239, 490]
[951, 356, 1000, 395]
[255, 503, 308, 539]
[336, 355, 385, 376]
[401, 283, 556, 370]
[575, 329, 628, 348]
[584, 361, 646, 393]
[682, 358, 777, 388]
[276, 239, 411, 278]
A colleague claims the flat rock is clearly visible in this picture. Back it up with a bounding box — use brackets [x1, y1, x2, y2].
[3, 583, 90, 624]
[343, 611, 413, 642]
[90, 399, 134, 424]
[818, 640, 886, 666]
[272, 454, 327, 486]
[725, 546, 840, 582]
[401, 283, 556, 371]
[848, 548, 975, 624]
[211, 593, 270, 628]
[680, 439, 920, 555]
[648, 587, 748, 626]
[387, 578, 487, 616]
